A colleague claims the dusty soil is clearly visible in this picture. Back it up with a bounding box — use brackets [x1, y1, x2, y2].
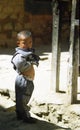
[0, 95, 72, 130]
[0, 46, 80, 130]
[0, 94, 80, 130]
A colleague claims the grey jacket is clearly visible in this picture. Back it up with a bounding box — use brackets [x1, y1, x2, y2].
[11, 47, 40, 74]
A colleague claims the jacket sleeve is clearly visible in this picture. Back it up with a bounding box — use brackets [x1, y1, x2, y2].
[12, 53, 31, 73]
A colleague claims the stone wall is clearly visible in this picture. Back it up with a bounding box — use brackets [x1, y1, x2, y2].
[0, 0, 52, 48]
[32, 15, 52, 45]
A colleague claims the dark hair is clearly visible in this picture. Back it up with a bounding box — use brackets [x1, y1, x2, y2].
[17, 30, 32, 40]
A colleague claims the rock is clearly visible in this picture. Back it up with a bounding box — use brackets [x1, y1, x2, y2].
[30, 102, 49, 117]
[67, 105, 80, 115]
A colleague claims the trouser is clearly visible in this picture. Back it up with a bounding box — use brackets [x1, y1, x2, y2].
[15, 74, 34, 118]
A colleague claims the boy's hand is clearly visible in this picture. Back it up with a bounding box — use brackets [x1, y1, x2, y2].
[26, 54, 40, 66]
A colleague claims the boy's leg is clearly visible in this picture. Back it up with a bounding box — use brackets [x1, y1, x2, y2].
[22, 80, 34, 118]
[15, 75, 34, 119]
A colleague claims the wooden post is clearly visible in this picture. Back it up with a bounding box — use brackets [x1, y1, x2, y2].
[51, 0, 60, 92]
[67, 0, 79, 104]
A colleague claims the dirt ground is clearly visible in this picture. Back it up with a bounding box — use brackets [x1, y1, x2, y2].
[0, 45, 80, 130]
[0, 95, 72, 130]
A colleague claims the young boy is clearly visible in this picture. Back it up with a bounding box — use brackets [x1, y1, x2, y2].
[11, 30, 40, 123]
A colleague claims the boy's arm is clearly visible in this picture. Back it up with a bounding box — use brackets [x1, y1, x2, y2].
[11, 54, 32, 73]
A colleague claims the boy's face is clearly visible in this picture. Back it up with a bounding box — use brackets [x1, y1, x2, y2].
[18, 36, 32, 49]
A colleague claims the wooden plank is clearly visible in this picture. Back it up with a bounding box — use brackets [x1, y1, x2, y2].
[51, 0, 60, 92]
[67, 0, 78, 104]
[74, 19, 79, 26]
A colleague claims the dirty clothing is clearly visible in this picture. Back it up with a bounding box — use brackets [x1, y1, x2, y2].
[15, 74, 34, 118]
[11, 47, 39, 74]
[11, 47, 40, 118]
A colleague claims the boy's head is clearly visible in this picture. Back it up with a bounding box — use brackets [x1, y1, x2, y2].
[17, 30, 32, 49]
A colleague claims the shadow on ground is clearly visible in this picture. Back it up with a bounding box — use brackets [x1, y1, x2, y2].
[0, 105, 71, 130]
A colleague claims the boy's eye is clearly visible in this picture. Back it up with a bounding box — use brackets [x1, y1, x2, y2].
[21, 41, 25, 43]
[21, 40, 26, 44]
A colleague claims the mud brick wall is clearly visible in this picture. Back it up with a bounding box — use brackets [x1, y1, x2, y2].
[32, 15, 52, 46]
[0, 0, 32, 47]
[0, 0, 52, 48]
